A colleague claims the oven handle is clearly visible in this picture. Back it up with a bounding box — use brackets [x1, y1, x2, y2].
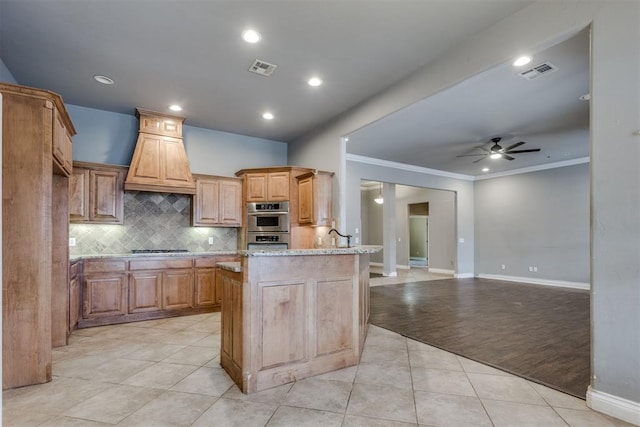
[247, 211, 290, 215]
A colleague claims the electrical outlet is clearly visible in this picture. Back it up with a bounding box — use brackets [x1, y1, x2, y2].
[355, 227, 359, 234]
[458, 238, 465, 243]
[69, 237, 76, 247]
[529, 266, 534, 272]
[355, 237, 359, 244]
[501, 264, 506, 270]
[331, 237, 336, 246]
[317, 237, 322, 245]
[533, 266, 538, 272]
[208, 237, 214, 245]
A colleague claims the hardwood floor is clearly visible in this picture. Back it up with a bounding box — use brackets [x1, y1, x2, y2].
[370, 277, 590, 398]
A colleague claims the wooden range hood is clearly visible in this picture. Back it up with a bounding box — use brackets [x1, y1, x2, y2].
[124, 108, 196, 194]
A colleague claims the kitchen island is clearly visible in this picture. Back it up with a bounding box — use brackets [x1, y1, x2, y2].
[219, 246, 381, 393]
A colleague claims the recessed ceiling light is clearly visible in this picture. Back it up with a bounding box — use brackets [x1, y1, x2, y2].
[242, 29, 261, 43]
[262, 112, 274, 120]
[93, 75, 114, 85]
[169, 105, 182, 112]
[482, 167, 490, 172]
[307, 77, 323, 87]
[513, 56, 532, 67]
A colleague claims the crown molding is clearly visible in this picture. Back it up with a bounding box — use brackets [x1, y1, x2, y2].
[347, 153, 590, 182]
[346, 154, 475, 181]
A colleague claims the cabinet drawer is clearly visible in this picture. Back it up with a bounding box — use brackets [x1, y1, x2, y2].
[83, 259, 127, 273]
[129, 258, 193, 271]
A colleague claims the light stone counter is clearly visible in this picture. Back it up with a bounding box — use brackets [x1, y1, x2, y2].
[237, 245, 382, 257]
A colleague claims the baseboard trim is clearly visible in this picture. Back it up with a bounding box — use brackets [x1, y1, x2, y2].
[428, 268, 455, 275]
[455, 273, 474, 278]
[587, 386, 640, 426]
[476, 274, 590, 290]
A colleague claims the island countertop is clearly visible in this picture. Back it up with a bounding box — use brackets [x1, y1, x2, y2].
[237, 245, 382, 257]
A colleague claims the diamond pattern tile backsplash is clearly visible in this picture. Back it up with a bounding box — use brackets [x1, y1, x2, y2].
[70, 191, 238, 255]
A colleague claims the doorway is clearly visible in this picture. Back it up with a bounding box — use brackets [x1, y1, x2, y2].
[409, 213, 428, 268]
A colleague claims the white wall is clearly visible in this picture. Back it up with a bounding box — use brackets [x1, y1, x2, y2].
[475, 164, 589, 284]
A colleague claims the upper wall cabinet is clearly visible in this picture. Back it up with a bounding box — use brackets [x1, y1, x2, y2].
[192, 175, 243, 227]
[53, 108, 73, 176]
[70, 162, 126, 224]
[242, 172, 290, 202]
[296, 170, 334, 226]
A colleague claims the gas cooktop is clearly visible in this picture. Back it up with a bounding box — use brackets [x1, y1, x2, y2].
[130, 249, 189, 254]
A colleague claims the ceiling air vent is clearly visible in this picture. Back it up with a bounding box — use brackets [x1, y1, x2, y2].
[518, 62, 558, 80]
[248, 59, 278, 76]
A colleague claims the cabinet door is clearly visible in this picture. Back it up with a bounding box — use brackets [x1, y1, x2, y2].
[195, 268, 216, 307]
[69, 167, 90, 222]
[129, 271, 162, 313]
[69, 276, 79, 331]
[219, 179, 242, 225]
[90, 169, 124, 223]
[52, 109, 72, 176]
[162, 269, 194, 310]
[297, 175, 313, 225]
[246, 174, 268, 202]
[193, 178, 220, 225]
[82, 274, 127, 318]
[267, 172, 289, 201]
[220, 269, 243, 374]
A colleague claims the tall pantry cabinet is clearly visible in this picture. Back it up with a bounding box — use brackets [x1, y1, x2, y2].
[1, 83, 76, 389]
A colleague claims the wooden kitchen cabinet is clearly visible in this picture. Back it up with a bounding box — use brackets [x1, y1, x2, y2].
[70, 162, 125, 224]
[82, 273, 128, 319]
[69, 261, 80, 332]
[195, 268, 218, 307]
[296, 170, 333, 226]
[162, 269, 194, 310]
[192, 175, 242, 227]
[243, 171, 290, 202]
[2, 83, 76, 389]
[219, 267, 244, 387]
[128, 271, 162, 313]
[53, 108, 73, 176]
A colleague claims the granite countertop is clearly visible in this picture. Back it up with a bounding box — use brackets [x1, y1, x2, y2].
[70, 246, 382, 261]
[237, 245, 383, 257]
[70, 250, 238, 262]
[217, 261, 242, 272]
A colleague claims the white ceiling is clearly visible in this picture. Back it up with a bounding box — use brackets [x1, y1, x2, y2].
[1, 0, 533, 144]
[346, 28, 590, 177]
[2, 1, 587, 178]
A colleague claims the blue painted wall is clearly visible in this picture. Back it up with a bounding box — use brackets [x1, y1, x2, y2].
[66, 104, 288, 177]
[0, 58, 18, 83]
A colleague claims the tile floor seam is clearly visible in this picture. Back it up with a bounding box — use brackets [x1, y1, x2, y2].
[465, 369, 497, 427]
[406, 333, 420, 426]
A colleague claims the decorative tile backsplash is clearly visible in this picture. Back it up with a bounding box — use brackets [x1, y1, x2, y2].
[69, 191, 238, 255]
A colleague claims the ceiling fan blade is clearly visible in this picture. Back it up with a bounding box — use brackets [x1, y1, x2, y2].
[504, 141, 525, 151]
[456, 153, 487, 158]
[472, 156, 487, 163]
[503, 154, 515, 161]
[506, 148, 541, 154]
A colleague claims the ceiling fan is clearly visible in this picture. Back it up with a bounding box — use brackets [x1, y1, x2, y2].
[457, 137, 541, 163]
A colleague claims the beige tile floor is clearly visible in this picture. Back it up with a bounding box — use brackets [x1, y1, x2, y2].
[3, 276, 634, 426]
[369, 265, 453, 287]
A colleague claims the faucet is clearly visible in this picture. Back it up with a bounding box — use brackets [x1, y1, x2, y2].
[328, 229, 352, 248]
